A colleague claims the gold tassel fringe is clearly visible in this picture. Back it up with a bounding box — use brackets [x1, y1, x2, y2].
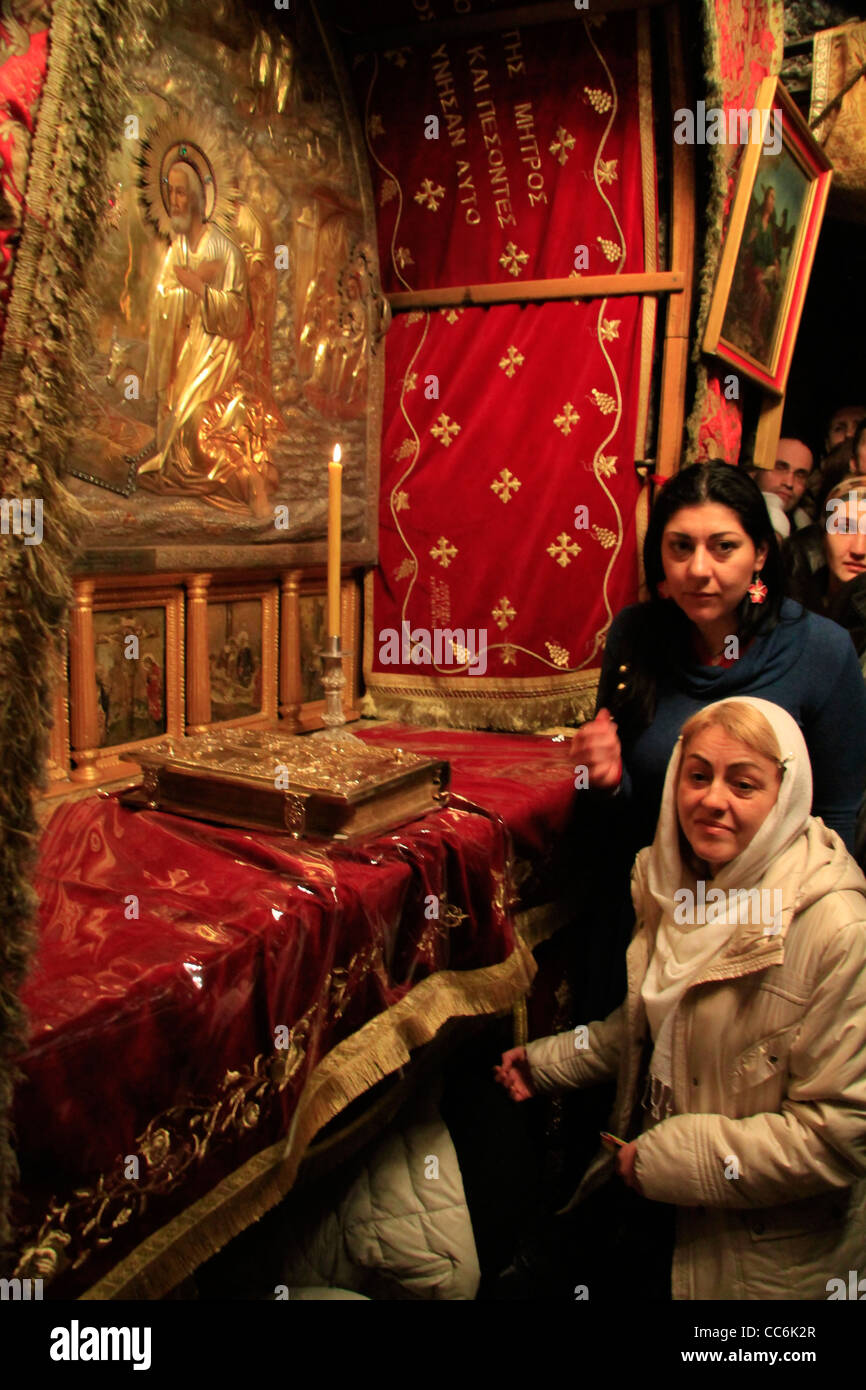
[80, 938, 537, 1300]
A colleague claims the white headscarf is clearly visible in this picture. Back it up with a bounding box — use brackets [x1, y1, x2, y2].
[640, 697, 813, 1117]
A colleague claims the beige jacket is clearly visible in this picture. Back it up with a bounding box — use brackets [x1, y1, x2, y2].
[526, 820, 866, 1300]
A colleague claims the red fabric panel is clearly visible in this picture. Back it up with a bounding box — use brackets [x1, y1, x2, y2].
[354, 12, 654, 291]
[696, 0, 782, 464]
[0, 18, 50, 344]
[355, 12, 657, 720]
[13, 730, 575, 1294]
[370, 296, 645, 689]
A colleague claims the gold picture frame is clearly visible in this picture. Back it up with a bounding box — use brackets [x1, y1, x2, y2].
[68, 579, 184, 781]
[191, 580, 278, 732]
[703, 76, 832, 396]
[279, 571, 361, 733]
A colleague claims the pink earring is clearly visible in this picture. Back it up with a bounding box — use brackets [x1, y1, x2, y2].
[748, 574, 768, 604]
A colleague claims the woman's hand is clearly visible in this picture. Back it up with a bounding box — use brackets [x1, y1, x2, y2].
[569, 708, 623, 790]
[616, 1141, 643, 1194]
[494, 1047, 536, 1102]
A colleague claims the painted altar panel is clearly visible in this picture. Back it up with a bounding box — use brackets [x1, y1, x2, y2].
[67, 0, 384, 573]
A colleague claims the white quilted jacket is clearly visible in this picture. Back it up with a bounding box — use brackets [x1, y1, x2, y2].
[277, 1100, 480, 1300]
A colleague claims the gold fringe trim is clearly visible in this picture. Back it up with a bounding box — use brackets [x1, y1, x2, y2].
[359, 686, 598, 732]
[0, 0, 163, 1251]
[80, 938, 537, 1300]
[514, 899, 574, 953]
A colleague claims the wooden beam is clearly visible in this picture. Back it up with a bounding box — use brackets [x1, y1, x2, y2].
[655, 4, 696, 480]
[754, 393, 785, 470]
[341, 0, 672, 51]
[389, 271, 683, 313]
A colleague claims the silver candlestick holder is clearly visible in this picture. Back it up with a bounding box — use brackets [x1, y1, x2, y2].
[319, 635, 351, 735]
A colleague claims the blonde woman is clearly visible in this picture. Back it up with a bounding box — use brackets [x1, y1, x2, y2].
[496, 698, 866, 1300]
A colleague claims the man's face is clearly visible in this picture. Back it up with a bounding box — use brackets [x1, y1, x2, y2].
[168, 168, 195, 235]
[758, 438, 813, 512]
[826, 406, 866, 453]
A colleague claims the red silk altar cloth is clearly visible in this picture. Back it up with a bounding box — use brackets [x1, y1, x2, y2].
[13, 728, 576, 1298]
[353, 11, 658, 727]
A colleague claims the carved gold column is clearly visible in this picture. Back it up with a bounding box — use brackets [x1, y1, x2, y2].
[69, 579, 100, 782]
[185, 573, 212, 733]
[279, 569, 302, 731]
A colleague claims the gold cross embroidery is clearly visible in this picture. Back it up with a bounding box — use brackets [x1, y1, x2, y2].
[491, 468, 521, 503]
[431, 413, 461, 447]
[547, 533, 580, 567]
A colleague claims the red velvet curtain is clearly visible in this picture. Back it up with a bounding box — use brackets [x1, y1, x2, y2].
[353, 10, 659, 727]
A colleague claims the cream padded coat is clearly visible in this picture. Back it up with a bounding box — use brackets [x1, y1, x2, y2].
[525, 819, 866, 1301]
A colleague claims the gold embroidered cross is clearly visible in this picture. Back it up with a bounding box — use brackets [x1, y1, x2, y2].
[491, 468, 521, 503]
[599, 318, 620, 342]
[595, 454, 617, 477]
[492, 597, 516, 629]
[547, 532, 580, 567]
[499, 242, 529, 277]
[430, 536, 458, 568]
[415, 178, 446, 211]
[431, 413, 461, 447]
[597, 158, 618, 185]
[549, 127, 576, 165]
[393, 490, 410, 511]
[554, 402, 580, 435]
[498, 345, 525, 378]
[402, 372, 417, 393]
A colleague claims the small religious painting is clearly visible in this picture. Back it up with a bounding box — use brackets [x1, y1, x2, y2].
[94, 607, 167, 748]
[703, 78, 832, 395]
[203, 584, 277, 729]
[299, 592, 328, 704]
[208, 601, 264, 720]
[720, 146, 809, 367]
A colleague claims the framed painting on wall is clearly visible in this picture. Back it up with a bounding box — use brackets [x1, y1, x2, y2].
[702, 77, 832, 395]
[69, 581, 184, 780]
[203, 583, 278, 730]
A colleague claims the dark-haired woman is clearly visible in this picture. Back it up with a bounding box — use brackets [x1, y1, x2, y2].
[573, 461, 866, 855]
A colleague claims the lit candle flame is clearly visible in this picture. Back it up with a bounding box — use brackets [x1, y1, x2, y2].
[332, 444, 342, 464]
